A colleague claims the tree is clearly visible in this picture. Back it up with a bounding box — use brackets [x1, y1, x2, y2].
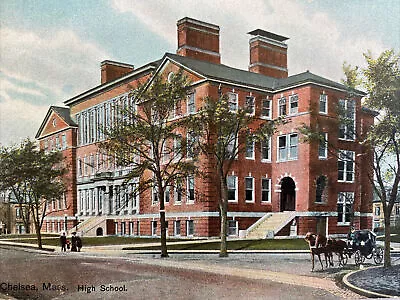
[100, 71, 199, 258]
[196, 91, 279, 257]
[0, 139, 66, 248]
[361, 50, 400, 267]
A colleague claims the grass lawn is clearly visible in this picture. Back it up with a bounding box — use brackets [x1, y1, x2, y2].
[0, 233, 58, 239]
[124, 238, 310, 251]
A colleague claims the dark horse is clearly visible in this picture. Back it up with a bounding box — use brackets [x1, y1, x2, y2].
[304, 232, 331, 271]
[326, 238, 347, 266]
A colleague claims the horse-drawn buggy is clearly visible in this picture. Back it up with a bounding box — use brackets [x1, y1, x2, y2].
[343, 229, 383, 266]
[305, 230, 383, 271]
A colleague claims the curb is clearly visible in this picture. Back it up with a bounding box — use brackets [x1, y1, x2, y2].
[342, 266, 396, 298]
[0, 242, 55, 252]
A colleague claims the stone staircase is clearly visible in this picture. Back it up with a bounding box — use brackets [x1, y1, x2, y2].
[69, 216, 107, 236]
[246, 211, 297, 239]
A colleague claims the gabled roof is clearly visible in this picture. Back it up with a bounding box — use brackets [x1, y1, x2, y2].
[163, 53, 365, 95]
[35, 106, 77, 138]
[164, 53, 277, 91]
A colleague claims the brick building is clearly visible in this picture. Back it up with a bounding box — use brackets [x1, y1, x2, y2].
[36, 17, 375, 238]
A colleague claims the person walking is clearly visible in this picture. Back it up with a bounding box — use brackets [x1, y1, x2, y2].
[60, 232, 67, 252]
[70, 232, 78, 252]
[76, 233, 82, 252]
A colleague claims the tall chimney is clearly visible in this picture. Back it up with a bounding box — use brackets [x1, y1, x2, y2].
[177, 17, 220, 64]
[248, 29, 289, 78]
[101, 60, 134, 84]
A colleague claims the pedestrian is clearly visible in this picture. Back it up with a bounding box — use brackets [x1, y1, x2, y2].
[76, 233, 82, 252]
[60, 232, 67, 252]
[70, 232, 78, 252]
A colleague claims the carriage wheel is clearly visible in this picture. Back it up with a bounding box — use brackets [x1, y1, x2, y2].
[341, 253, 348, 266]
[354, 250, 363, 266]
[373, 247, 383, 264]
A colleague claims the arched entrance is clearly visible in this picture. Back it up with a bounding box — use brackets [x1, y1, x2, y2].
[280, 177, 296, 211]
[96, 227, 103, 236]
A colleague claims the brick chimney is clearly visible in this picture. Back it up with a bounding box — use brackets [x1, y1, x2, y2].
[177, 17, 220, 64]
[101, 60, 134, 84]
[248, 29, 289, 78]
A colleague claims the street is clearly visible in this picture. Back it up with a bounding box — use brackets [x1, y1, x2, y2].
[0, 247, 355, 300]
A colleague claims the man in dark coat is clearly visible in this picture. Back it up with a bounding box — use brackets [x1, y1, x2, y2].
[71, 232, 78, 252]
[60, 232, 67, 252]
[76, 234, 82, 252]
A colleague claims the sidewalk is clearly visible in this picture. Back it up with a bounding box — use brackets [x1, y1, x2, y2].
[1, 239, 399, 299]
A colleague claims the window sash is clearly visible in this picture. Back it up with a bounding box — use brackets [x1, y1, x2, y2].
[289, 94, 298, 114]
[318, 133, 328, 159]
[245, 96, 255, 115]
[261, 178, 271, 202]
[319, 94, 327, 113]
[245, 177, 254, 202]
[227, 176, 237, 202]
[338, 150, 355, 182]
[261, 99, 271, 118]
[187, 92, 196, 114]
[245, 140, 254, 159]
[278, 97, 286, 116]
[261, 138, 271, 161]
[228, 93, 238, 111]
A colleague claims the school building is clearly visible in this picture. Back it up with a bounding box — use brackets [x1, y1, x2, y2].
[36, 17, 375, 238]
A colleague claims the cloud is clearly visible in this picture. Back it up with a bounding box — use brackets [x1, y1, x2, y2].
[112, 0, 387, 81]
[0, 26, 113, 146]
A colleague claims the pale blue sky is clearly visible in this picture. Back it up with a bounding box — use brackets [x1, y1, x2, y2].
[0, 0, 399, 146]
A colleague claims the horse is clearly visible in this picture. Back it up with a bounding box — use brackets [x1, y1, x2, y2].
[326, 238, 348, 266]
[304, 232, 331, 271]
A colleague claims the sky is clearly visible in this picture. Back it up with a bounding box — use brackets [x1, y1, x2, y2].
[0, 0, 399, 147]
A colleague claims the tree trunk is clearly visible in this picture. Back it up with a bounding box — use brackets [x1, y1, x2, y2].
[36, 224, 43, 249]
[383, 212, 391, 268]
[159, 188, 169, 258]
[219, 172, 228, 257]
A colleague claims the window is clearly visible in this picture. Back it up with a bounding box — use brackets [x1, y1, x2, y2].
[174, 180, 182, 204]
[318, 133, 328, 159]
[396, 206, 400, 215]
[227, 175, 238, 202]
[186, 220, 194, 236]
[261, 178, 271, 202]
[121, 222, 126, 235]
[16, 208, 21, 218]
[261, 98, 272, 119]
[338, 150, 355, 182]
[174, 134, 182, 161]
[55, 136, 60, 150]
[174, 220, 181, 236]
[337, 192, 354, 224]
[187, 176, 195, 203]
[289, 94, 298, 114]
[227, 92, 238, 112]
[278, 133, 298, 161]
[319, 94, 328, 114]
[152, 183, 159, 205]
[374, 206, 380, 216]
[245, 139, 254, 159]
[151, 221, 157, 236]
[62, 134, 67, 149]
[315, 175, 327, 203]
[245, 96, 255, 115]
[164, 186, 170, 203]
[278, 97, 286, 116]
[245, 177, 254, 202]
[339, 99, 356, 141]
[186, 131, 197, 159]
[226, 133, 237, 158]
[187, 91, 196, 114]
[228, 220, 238, 236]
[261, 137, 271, 161]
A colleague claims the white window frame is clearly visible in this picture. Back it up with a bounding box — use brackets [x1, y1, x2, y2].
[164, 185, 170, 204]
[245, 177, 255, 203]
[227, 92, 238, 112]
[289, 94, 298, 115]
[245, 96, 255, 115]
[261, 178, 271, 203]
[278, 96, 287, 116]
[186, 131, 196, 160]
[152, 183, 159, 205]
[319, 94, 328, 114]
[318, 133, 328, 159]
[338, 99, 356, 141]
[261, 137, 271, 162]
[277, 133, 298, 162]
[187, 91, 196, 115]
[174, 220, 181, 236]
[245, 139, 255, 160]
[151, 221, 157, 236]
[227, 175, 238, 202]
[228, 220, 238, 236]
[337, 192, 354, 225]
[338, 150, 355, 183]
[261, 98, 272, 119]
[186, 220, 194, 236]
[187, 176, 195, 203]
[174, 180, 183, 205]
